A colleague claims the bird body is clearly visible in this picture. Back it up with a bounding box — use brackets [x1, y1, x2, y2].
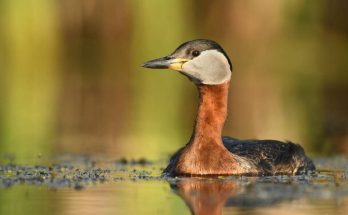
[142, 39, 315, 176]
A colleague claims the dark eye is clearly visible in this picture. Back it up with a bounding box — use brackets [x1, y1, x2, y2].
[192, 50, 200, 57]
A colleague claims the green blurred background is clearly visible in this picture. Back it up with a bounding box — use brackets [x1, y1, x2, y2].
[0, 0, 347, 164]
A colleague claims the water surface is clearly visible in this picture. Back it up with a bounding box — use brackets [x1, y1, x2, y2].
[1, 157, 347, 215]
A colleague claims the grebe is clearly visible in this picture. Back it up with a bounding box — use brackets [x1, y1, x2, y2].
[142, 39, 315, 176]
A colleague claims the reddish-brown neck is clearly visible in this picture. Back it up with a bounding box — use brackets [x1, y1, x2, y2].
[191, 82, 229, 146]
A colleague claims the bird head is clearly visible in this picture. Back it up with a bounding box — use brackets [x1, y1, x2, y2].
[142, 39, 232, 85]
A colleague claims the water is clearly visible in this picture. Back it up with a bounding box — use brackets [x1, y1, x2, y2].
[1, 157, 347, 215]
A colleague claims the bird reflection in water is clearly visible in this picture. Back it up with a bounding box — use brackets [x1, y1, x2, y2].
[169, 176, 309, 215]
[169, 178, 240, 215]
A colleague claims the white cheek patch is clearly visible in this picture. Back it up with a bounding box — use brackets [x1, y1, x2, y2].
[181, 50, 231, 85]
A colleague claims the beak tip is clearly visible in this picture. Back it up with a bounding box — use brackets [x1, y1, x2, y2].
[141, 62, 152, 69]
[141, 60, 166, 69]
[141, 56, 182, 69]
